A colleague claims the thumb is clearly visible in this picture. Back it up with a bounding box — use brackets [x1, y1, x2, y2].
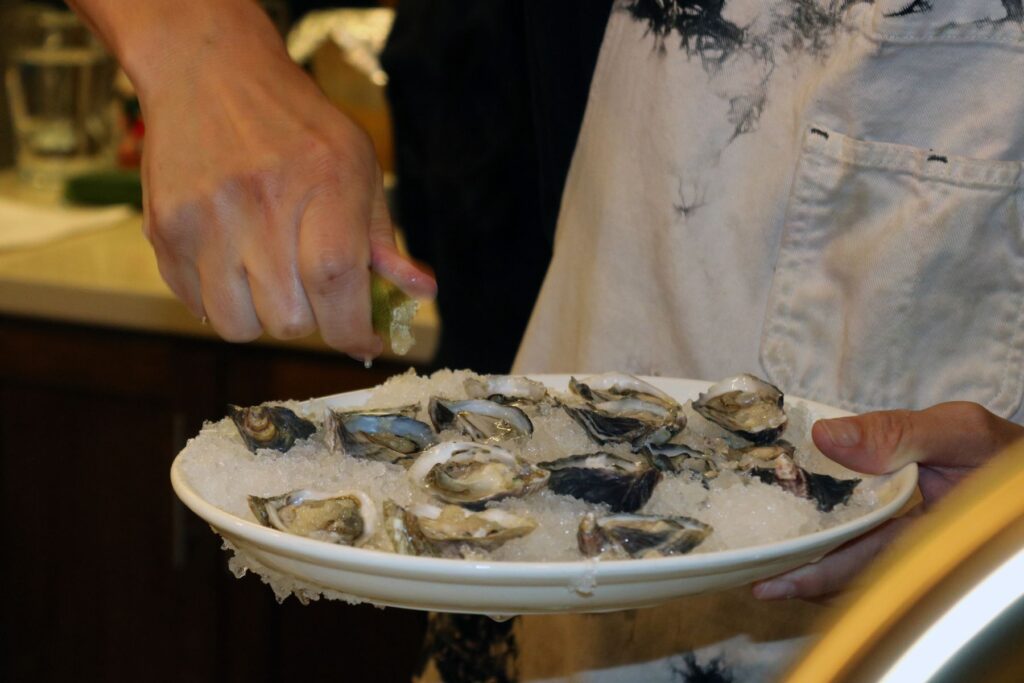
[812, 401, 1022, 475]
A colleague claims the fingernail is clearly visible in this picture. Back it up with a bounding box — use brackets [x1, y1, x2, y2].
[754, 580, 796, 600]
[407, 271, 437, 297]
[821, 418, 862, 448]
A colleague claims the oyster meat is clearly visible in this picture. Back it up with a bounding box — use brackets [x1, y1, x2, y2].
[728, 441, 796, 471]
[577, 512, 712, 559]
[384, 500, 536, 558]
[228, 404, 317, 453]
[429, 397, 534, 441]
[692, 374, 788, 444]
[326, 409, 436, 465]
[247, 489, 377, 545]
[641, 442, 714, 476]
[408, 441, 550, 510]
[539, 452, 662, 513]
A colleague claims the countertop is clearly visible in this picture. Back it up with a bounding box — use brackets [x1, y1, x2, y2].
[0, 175, 439, 364]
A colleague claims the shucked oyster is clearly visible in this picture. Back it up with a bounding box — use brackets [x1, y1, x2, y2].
[577, 512, 711, 559]
[564, 374, 685, 449]
[569, 373, 681, 412]
[641, 442, 719, 483]
[408, 441, 550, 510]
[729, 441, 796, 470]
[749, 454, 860, 512]
[539, 452, 662, 513]
[692, 374, 788, 445]
[326, 408, 436, 466]
[464, 375, 549, 406]
[228, 404, 317, 453]
[562, 400, 684, 449]
[248, 489, 377, 546]
[384, 500, 536, 558]
[429, 397, 534, 441]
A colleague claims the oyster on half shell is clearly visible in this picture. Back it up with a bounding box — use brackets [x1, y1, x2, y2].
[577, 512, 711, 559]
[408, 441, 549, 510]
[326, 409, 436, 465]
[429, 397, 534, 442]
[562, 396, 685, 448]
[569, 373, 681, 412]
[228, 404, 317, 453]
[464, 375, 549, 406]
[539, 452, 662, 513]
[247, 489, 377, 546]
[749, 453, 860, 512]
[384, 500, 536, 558]
[692, 374, 788, 445]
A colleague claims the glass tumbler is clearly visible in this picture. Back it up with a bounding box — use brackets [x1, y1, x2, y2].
[5, 6, 117, 188]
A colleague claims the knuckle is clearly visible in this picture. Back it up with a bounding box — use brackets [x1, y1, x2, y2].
[303, 251, 365, 293]
[860, 409, 917, 462]
[150, 218, 192, 254]
[326, 129, 377, 180]
[944, 401, 994, 434]
[866, 410, 911, 454]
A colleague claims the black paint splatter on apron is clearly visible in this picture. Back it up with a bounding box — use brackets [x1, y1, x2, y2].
[620, 1, 872, 146]
[622, 0, 749, 67]
[884, 0, 933, 17]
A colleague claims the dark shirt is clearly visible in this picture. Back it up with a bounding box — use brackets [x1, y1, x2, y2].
[382, 1, 612, 372]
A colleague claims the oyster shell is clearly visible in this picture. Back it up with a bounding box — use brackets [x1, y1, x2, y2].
[569, 373, 681, 412]
[464, 375, 549, 406]
[641, 442, 712, 474]
[326, 409, 436, 465]
[692, 374, 788, 444]
[247, 489, 376, 545]
[562, 401, 683, 449]
[228, 404, 317, 453]
[577, 512, 711, 559]
[749, 454, 860, 512]
[384, 500, 536, 558]
[428, 397, 534, 441]
[407, 441, 549, 510]
[539, 452, 662, 513]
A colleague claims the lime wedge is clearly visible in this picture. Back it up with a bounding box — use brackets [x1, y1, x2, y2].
[371, 273, 419, 355]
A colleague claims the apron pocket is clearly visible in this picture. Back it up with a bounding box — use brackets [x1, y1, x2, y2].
[761, 125, 1024, 416]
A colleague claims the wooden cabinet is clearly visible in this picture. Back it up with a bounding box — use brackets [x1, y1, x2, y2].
[0, 317, 427, 682]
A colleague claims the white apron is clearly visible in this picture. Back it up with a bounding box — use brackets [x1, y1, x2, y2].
[500, 1, 1024, 681]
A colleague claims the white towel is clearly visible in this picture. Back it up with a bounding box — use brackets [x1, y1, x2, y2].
[0, 196, 134, 250]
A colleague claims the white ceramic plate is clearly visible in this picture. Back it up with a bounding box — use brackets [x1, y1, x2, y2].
[170, 376, 918, 615]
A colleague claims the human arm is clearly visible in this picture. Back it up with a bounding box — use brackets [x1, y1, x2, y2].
[66, 0, 436, 357]
[752, 401, 1024, 600]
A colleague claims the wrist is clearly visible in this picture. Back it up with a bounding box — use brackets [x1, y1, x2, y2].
[69, 0, 286, 104]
